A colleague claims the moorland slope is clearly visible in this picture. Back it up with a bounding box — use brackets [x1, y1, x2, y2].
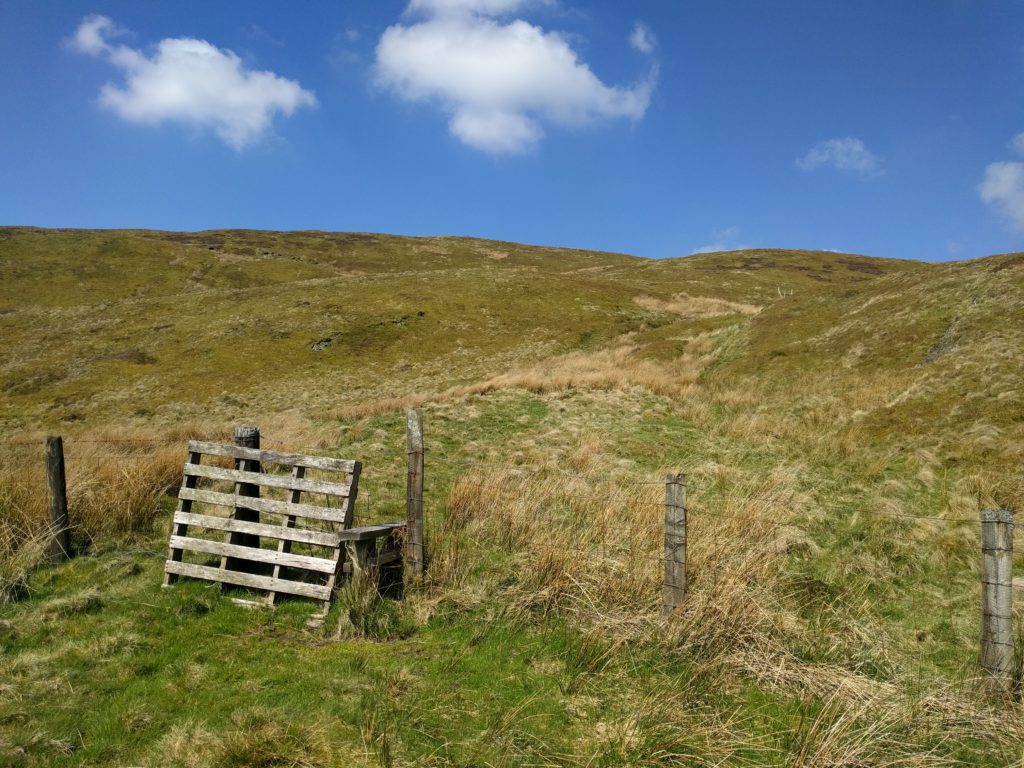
[2, 228, 1023, 767]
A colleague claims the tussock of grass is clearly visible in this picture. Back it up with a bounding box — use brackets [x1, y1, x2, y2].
[0, 427, 201, 601]
[634, 293, 761, 318]
[336, 344, 703, 420]
[422, 446, 1024, 764]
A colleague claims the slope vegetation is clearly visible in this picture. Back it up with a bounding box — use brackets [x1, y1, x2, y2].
[3, 228, 1024, 766]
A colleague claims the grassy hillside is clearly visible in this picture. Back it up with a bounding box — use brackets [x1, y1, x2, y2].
[2, 228, 1024, 766]
[0, 228, 917, 429]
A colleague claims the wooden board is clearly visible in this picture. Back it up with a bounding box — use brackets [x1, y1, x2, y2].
[173, 512, 341, 547]
[187, 440, 358, 473]
[178, 487, 348, 523]
[183, 463, 352, 498]
[164, 560, 331, 600]
[168, 536, 337, 573]
[339, 522, 406, 541]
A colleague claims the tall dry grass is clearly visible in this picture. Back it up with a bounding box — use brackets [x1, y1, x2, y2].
[336, 344, 702, 420]
[0, 426, 211, 602]
[423, 444, 1024, 763]
[634, 293, 762, 318]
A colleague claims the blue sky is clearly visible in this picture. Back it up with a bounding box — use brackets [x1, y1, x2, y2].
[1, 1, 1022, 261]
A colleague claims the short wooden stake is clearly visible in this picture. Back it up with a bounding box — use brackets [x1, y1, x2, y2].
[225, 426, 262, 572]
[980, 508, 1014, 696]
[406, 409, 425, 580]
[45, 436, 71, 564]
[662, 472, 687, 617]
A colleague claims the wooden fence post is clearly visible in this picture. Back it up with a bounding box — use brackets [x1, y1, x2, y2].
[45, 436, 71, 564]
[406, 409, 425, 580]
[980, 508, 1014, 696]
[662, 472, 687, 617]
[225, 425, 261, 572]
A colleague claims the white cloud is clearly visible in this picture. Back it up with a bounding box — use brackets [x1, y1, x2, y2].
[70, 15, 315, 150]
[629, 22, 655, 54]
[978, 161, 1024, 231]
[72, 14, 125, 56]
[796, 137, 882, 176]
[1010, 132, 1024, 157]
[691, 226, 749, 255]
[374, 3, 656, 154]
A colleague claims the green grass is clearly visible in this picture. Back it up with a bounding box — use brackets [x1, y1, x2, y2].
[3, 228, 1024, 765]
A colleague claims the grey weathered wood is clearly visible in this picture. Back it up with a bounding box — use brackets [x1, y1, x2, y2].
[371, 548, 402, 567]
[183, 463, 352, 498]
[164, 450, 202, 586]
[164, 435, 381, 615]
[164, 560, 331, 601]
[339, 548, 400, 574]
[187, 440, 358, 473]
[269, 465, 304, 606]
[406, 408, 425, 579]
[339, 522, 407, 541]
[168, 536, 337, 573]
[980, 508, 1014, 696]
[316, 462, 361, 621]
[173, 512, 341, 547]
[224, 426, 262, 568]
[662, 472, 687, 617]
[45, 436, 71, 564]
[346, 539, 375, 594]
[177, 487, 348, 523]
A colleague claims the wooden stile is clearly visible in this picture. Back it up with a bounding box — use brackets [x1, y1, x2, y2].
[163, 433, 401, 615]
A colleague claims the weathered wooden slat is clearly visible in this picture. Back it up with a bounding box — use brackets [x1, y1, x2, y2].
[178, 487, 347, 523]
[187, 440, 358, 474]
[372, 548, 402, 566]
[168, 536, 336, 573]
[230, 597, 268, 609]
[224, 426, 262, 568]
[270, 465, 304, 607]
[164, 449, 203, 587]
[338, 522, 407, 541]
[337, 545, 401, 572]
[183, 463, 352, 497]
[164, 560, 331, 600]
[173, 512, 340, 547]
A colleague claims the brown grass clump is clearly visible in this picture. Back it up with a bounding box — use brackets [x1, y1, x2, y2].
[634, 293, 762, 318]
[0, 425, 209, 601]
[434, 453, 804, 651]
[425, 447, 1024, 763]
[336, 344, 702, 420]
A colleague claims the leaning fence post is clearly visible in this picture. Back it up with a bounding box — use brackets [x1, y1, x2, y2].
[662, 472, 687, 617]
[225, 425, 261, 572]
[980, 508, 1014, 696]
[406, 409, 425, 580]
[45, 436, 71, 564]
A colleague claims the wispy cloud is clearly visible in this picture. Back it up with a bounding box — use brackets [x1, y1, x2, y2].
[691, 226, 749, 255]
[629, 22, 655, 54]
[979, 161, 1024, 231]
[69, 15, 315, 150]
[374, 1, 656, 154]
[796, 137, 882, 176]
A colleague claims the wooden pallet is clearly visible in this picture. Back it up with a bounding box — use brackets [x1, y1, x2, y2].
[163, 440, 403, 614]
